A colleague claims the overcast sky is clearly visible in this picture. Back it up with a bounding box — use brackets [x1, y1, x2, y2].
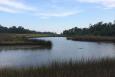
[0, 0, 115, 33]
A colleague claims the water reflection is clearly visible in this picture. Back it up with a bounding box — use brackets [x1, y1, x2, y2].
[0, 45, 52, 51]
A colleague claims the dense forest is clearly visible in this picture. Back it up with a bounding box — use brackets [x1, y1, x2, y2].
[0, 25, 56, 35]
[63, 21, 115, 36]
[0, 25, 36, 33]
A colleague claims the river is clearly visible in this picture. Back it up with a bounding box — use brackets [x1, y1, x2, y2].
[0, 37, 115, 68]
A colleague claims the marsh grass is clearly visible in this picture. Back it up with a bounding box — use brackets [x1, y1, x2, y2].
[67, 36, 115, 42]
[0, 34, 52, 47]
[0, 58, 115, 77]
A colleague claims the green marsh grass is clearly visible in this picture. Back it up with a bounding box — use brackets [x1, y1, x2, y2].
[0, 34, 52, 47]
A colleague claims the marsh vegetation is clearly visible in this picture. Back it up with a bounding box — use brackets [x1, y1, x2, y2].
[0, 34, 52, 48]
[67, 36, 115, 42]
[0, 58, 115, 77]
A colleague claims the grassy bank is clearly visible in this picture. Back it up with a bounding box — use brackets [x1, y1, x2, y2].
[0, 58, 115, 77]
[67, 36, 115, 42]
[0, 33, 52, 47]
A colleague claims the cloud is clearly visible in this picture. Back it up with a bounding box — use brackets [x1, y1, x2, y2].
[0, 0, 36, 13]
[39, 12, 77, 17]
[0, 6, 18, 13]
[35, 11, 80, 18]
[77, 0, 115, 8]
[33, 0, 82, 18]
[0, 0, 81, 18]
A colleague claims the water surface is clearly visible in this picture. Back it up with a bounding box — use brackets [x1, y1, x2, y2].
[0, 37, 115, 68]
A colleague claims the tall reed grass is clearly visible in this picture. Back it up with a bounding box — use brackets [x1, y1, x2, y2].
[0, 58, 115, 77]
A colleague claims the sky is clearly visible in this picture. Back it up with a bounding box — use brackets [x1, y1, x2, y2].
[0, 0, 115, 33]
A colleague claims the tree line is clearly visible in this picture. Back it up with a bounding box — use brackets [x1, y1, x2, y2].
[0, 25, 56, 35]
[63, 21, 115, 36]
[0, 25, 37, 33]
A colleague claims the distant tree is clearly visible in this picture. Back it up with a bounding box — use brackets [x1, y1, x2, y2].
[0, 25, 36, 33]
[63, 20, 115, 36]
[0, 25, 57, 35]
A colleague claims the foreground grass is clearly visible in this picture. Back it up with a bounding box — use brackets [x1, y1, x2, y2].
[67, 36, 115, 42]
[0, 58, 115, 77]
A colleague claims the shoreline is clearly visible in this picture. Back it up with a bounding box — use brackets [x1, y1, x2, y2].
[0, 45, 52, 50]
[67, 36, 115, 42]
